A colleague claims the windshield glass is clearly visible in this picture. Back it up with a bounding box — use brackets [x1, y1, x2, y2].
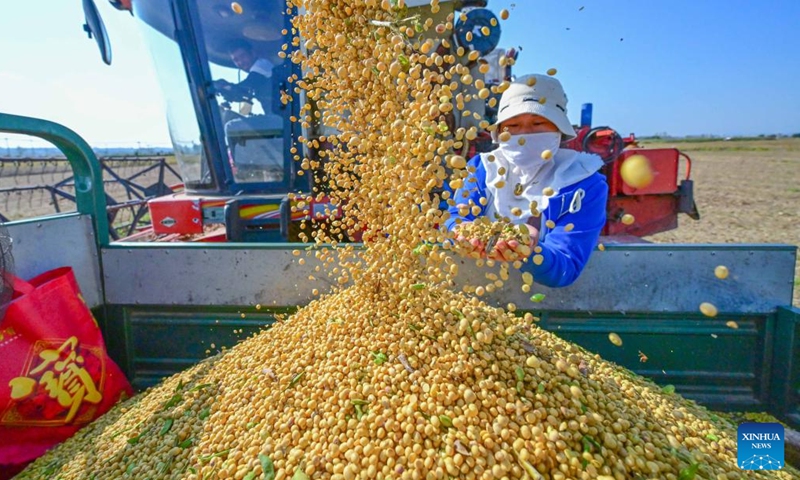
[133, 2, 213, 190]
[197, 0, 292, 185]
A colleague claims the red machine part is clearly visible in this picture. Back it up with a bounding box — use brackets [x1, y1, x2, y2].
[563, 124, 698, 237]
[603, 148, 695, 237]
[562, 125, 638, 163]
[145, 191, 347, 242]
[108, 0, 132, 11]
[148, 194, 204, 235]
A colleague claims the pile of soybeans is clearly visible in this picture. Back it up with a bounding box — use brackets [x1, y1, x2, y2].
[18, 1, 797, 479]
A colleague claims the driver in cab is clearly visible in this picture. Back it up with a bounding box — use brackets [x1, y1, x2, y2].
[213, 39, 284, 183]
[214, 39, 273, 118]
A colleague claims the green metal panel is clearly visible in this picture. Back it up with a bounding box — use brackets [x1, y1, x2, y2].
[101, 305, 294, 390]
[0, 113, 109, 245]
[533, 311, 772, 412]
[771, 306, 800, 427]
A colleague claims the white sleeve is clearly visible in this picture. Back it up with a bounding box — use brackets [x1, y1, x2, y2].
[250, 58, 273, 78]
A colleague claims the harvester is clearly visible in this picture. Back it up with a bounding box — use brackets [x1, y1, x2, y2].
[94, 0, 698, 243]
[0, 0, 798, 474]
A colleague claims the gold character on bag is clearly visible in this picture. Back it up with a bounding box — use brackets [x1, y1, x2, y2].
[8, 336, 102, 423]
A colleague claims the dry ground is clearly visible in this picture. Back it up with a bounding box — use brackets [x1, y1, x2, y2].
[0, 157, 180, 223]
[641, 138, 800, 306]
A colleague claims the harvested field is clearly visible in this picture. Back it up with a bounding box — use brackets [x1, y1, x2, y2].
[0, 156, 181, 238]
[641, 138, 800, 306]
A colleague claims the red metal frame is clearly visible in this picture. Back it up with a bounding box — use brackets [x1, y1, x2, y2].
[148, 194, 204, 235]
[602, 147, 693, 237]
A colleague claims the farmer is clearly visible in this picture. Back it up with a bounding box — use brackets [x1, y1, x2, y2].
[211, 40, 286, 182]
[445, 74, 608, 287]
[214, 39, 274, 116]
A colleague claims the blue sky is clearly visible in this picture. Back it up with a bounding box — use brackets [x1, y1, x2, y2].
[1, 0, 799, 146]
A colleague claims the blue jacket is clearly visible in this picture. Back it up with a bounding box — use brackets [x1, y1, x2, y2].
[444, 154, 608, 288]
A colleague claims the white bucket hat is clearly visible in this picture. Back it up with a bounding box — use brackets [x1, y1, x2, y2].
[494, 74, 576, 140]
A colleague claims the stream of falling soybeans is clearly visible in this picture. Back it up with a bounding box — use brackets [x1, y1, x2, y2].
[17, 1, 797, 479]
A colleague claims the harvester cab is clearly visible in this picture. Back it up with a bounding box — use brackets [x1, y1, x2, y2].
[105, 0, 305, 241]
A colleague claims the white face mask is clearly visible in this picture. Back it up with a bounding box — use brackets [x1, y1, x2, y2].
[496, 132, 561, 170]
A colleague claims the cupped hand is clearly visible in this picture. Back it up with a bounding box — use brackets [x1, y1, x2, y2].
[455, 234, 486, 259]
[488, 225, 539, 262]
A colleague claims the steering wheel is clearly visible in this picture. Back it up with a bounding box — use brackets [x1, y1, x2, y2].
[214, 80, 251, 104]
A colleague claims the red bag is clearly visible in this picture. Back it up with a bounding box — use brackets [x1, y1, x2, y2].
[0, 267, 132, 478]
